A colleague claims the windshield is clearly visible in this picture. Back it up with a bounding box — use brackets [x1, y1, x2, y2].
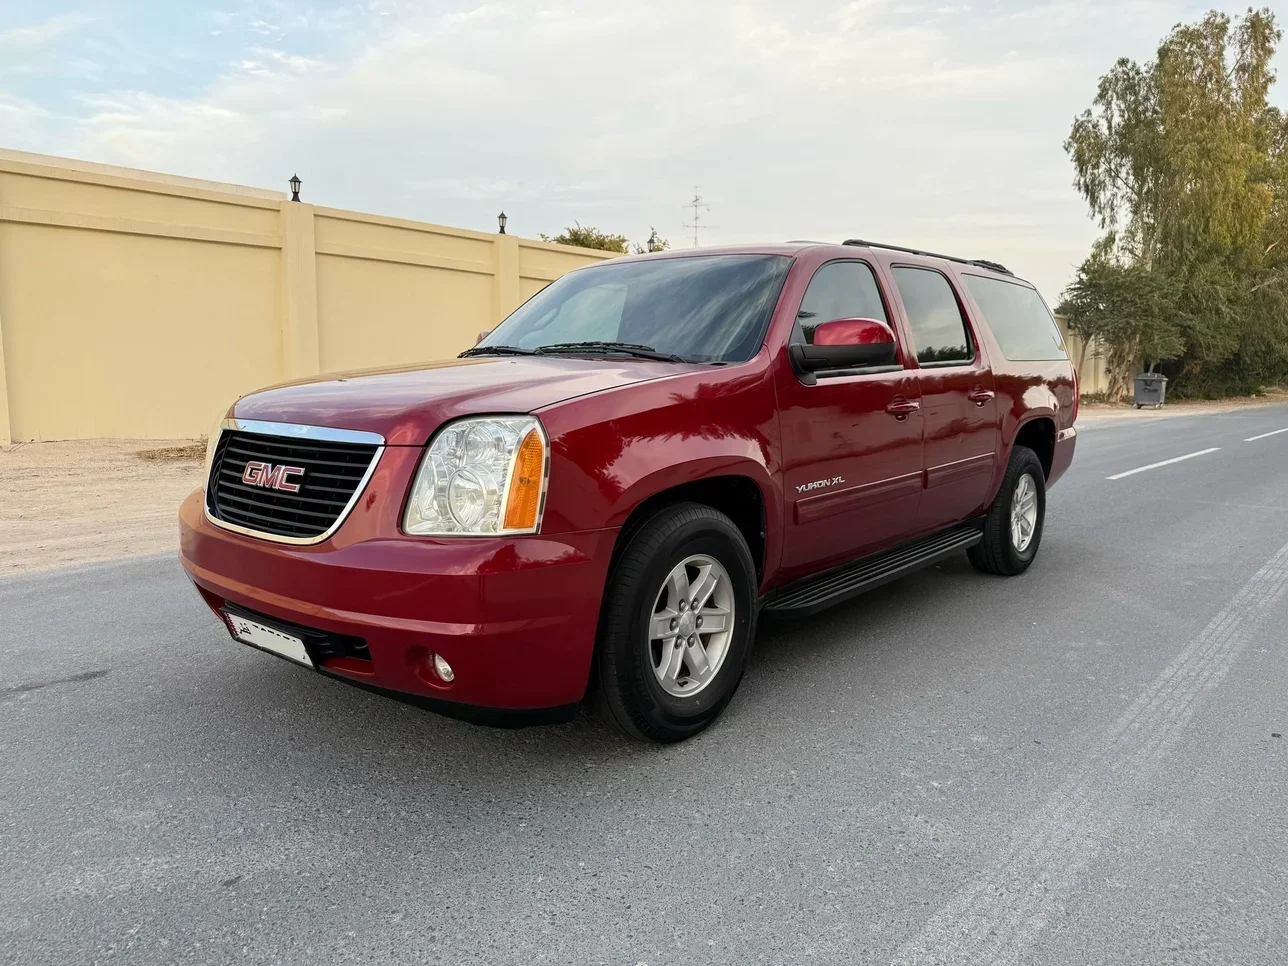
[477, 254, 792, 363]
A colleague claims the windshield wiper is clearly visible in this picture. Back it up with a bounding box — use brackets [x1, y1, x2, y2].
[459, 345, 538, 358]
[533, 341, 688, 363]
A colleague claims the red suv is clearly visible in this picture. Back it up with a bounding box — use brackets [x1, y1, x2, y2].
[179, 241, 1076, 742]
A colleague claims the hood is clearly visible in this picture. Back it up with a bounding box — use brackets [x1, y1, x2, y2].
[230, 355, 692, 445]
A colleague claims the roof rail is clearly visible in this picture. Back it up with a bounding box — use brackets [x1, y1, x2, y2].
[967, 258, 1012, 275]
[841, 238, 1013, 276]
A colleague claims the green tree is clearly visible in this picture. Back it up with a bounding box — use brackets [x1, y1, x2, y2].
[541, 223, 671, 255]
[1063, 7, 1288, 397]
[633, 226, 671, 254]
[1061, 256, 1183, 395]
[540, 223, 631, 253]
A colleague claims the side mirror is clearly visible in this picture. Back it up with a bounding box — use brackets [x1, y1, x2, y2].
[790, 318, 898, 374]
[476, 329, 492, 345]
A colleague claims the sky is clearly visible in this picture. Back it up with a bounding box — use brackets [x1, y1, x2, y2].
[1, 0, 1284, 303]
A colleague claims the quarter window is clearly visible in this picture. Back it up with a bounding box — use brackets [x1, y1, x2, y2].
[891, 267, 973, 365]
[794, 261, 889, 345]
[962, 274, 1068, 361]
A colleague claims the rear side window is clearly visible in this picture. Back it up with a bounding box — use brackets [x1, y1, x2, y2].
[963, 274, 1068, 361]
[890, 267, 973, 365]
[794, 261, 889, 344]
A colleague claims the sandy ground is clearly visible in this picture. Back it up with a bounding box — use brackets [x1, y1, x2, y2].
[1077, 388, 1288, 423]
[2, 391, 1286, 577]
[0, 439, 205, 577]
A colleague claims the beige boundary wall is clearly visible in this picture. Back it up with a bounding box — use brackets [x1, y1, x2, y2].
[1053, 315, 1111, 396]
[0, 149, 615, 444]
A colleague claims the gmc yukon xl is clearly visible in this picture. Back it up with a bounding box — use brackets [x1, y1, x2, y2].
[179, 240, 1077, 742]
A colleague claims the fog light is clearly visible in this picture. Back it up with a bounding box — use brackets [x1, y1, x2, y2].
[432, 653, 455, 683]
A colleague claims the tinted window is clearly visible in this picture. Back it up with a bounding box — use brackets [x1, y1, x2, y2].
[794, 261, 888, 344]
[964, 274, 1068, 361]
[891, 267, 973, 365]
[480, 254, 792, 363]
[514, 284, 627, 346]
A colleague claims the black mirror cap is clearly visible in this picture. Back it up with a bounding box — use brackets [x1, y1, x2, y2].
[790, 340, 898, 373]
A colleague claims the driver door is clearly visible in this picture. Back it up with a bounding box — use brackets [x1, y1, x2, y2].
[774, 260, 926, 583]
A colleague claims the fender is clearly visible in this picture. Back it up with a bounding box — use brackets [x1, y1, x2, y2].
[607, 454, 783, 587]
[987, 407, 1057, 502]
[535, 360, 784, 582]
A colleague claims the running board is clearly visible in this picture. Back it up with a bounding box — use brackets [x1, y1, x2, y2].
[761, 522, 983, 618]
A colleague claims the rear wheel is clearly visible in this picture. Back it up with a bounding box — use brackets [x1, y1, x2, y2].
[968, 445, 1046, 576]
[595, 503, 757, 743]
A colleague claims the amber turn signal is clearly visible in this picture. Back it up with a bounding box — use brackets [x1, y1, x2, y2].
[503, 428, 546, 531]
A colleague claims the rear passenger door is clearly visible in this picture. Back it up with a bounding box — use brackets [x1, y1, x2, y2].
[775, 260, 925, 582]
[885, 264, 999, 532]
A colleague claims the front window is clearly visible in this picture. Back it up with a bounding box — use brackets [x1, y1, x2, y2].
[793, 260, 891, 345]
[477, 254, 793, 363]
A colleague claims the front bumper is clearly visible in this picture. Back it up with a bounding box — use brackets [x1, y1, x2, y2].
[179, 489, 618, 717]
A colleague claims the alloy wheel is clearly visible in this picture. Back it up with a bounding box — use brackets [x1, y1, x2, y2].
[648, 554, 735, 697]
[1010, 472, 1038, 553]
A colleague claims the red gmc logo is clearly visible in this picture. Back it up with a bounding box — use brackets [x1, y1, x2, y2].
[242, 461, 305, 493]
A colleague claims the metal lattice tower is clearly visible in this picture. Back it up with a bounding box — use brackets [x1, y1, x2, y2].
[683, 188, 715, 248]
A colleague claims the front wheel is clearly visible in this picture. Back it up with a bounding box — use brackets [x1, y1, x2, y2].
[968, 445, 1046, 576]
[595, 503, 757, 743]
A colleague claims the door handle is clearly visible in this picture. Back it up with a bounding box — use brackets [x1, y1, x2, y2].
[885, 398, 920, 418]
[968, 387, 995, 406]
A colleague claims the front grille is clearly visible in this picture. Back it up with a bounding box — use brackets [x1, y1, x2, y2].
[206, 429, 381, 541]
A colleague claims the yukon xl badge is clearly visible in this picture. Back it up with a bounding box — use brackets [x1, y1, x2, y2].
[242, 461, 305, 493]
[796, 476, 844, 494]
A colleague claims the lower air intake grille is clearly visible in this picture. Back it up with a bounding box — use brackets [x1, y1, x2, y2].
[206, 428, 381, 541]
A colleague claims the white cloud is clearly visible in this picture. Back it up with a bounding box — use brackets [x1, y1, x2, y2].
[0, 12, 96, 52]
[0, 92, 59, 146]
[3, 0, 1276, 300]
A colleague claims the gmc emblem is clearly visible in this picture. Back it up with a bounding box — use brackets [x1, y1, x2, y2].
[242, 461, 305, 493]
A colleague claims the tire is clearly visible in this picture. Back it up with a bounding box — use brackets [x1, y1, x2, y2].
[968, 445, 1046, 577]
[595, 502, 758, 743]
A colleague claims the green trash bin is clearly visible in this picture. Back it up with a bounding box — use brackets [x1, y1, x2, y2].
[1134, 372, 1167, 409]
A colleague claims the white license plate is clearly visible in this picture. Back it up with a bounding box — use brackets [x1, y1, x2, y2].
[227, 613, 313, 668]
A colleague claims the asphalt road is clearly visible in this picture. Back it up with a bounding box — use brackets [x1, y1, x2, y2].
[4, 405, 1288, 966]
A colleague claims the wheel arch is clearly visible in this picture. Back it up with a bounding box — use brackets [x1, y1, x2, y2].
[1011, 414, 1056, 480]
[608, 470, 775, 589]
[982, 411, 1056, 509]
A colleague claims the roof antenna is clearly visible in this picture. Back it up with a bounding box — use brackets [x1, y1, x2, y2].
[683, 187, 716, 248]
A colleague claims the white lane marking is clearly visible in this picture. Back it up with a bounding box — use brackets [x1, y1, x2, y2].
[1105, 447, 1220, 480]
[890, 539, 1288, 966]
[1245, 427, 1288, 442]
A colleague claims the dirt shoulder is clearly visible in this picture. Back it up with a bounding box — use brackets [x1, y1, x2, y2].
[4, 392, 1288, 578]
[1076, 389, 1288, 426]
[0, 439, 205, 577]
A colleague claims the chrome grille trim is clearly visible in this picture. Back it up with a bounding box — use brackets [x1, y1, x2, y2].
[222, 418, 385, 447]
[204, 419, 385, 546]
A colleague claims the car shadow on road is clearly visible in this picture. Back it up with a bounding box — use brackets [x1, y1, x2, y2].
[749, 552, 977, 664]
[145, 545, 1052, 813]
[188, 561, 952, 745]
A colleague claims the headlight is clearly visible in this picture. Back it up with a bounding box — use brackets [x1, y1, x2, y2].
[404, 416, 548, 536]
